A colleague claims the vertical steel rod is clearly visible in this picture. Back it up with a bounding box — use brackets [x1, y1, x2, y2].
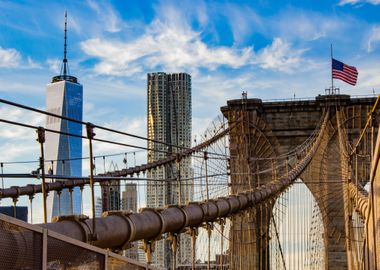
[57, 191, 61, 216]
[220, 219, 224, 270]
[204, 151, 209, 204]
[208, 223, 211, 270]
[37, 127, 48, 224]
[29, 195, 34, 223]
[12, 197, 17, 218]
[69, 188, 73, 214]
[191, 228, 197, 270]
[86, 123, 96, 239]
[1, 162, 3, 189]
[176, 154, 182, 205]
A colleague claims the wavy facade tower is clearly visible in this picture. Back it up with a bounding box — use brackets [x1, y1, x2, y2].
[146, 72, 193, 268]
[45, 12, 83, 219]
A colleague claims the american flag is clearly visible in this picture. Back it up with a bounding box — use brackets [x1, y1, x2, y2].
[332, 58, 358, 86]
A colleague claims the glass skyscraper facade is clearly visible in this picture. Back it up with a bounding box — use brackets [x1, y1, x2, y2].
[45, 79, 83, 219]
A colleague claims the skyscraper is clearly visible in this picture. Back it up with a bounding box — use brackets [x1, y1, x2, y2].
[146, 72, 193, 268]
[101, 180, 120, 212]
[122, 183, 137, 212]
[95, 197, 103, 218]
[45, 12, 83, 219]
[122, 183, 140, 260]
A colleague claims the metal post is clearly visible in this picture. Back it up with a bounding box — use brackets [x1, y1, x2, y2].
[207, 222, 212, 270]
[80, 185, 84, 214]
[204, 152, 209, 203]
[57, 190, 61, 216]
[29, 195, 34, 224]
[331, 44, 334, 93]
[143, 240, 154, 265]
[355, 153, 358, 208]
[69, 187, 74, 214]
[190, 228, 197, 270]
[220, 219, 225, 270]
[62, 160, 65, 175]
[169, 233, 178, 270]
[176, 154, 182, 205]
[42, 229, 47, 270]
[86, 123, 96, 240]
[1, 162, 3, 189]
[239, 214, 243, 270]
[37, 127, 48, 224]
[12, 197, 17, 218]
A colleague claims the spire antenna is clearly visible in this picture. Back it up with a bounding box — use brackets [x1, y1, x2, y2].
[52, 11, 78, 83]
[62, 11, 68, 76]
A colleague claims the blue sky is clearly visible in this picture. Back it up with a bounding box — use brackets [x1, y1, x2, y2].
[1, 0, 380, 220]
[1, 1, 380, 119]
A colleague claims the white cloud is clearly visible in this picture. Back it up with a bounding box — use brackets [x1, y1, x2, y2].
[26, 57, 42, 69]
[86, 0, 124, 33]
[80, 19, 255, 76]
[46, 58, 61, 73]
[0, 107, 45, 140]
[0, 47, 22, 68]
[223, 4, 263, 44]
[270, 10, 345, 42]
[0, 106, 44, 164]
[254, 38, 307, 72]
[339, 0, 380, 5]
[354, 61, 380, 89]
[367, 26, 380, 52]
[91, 116, 147, 155]
[80, 3, 320, 77]
[0, 46, 41, 69]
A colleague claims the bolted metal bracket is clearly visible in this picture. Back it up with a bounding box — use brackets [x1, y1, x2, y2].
[86, 122, 96, 139]
[142, 239, 155, 265]
[36, 127, 45, 143]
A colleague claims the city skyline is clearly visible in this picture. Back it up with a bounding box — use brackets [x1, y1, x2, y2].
[1, 1, 380, 167]
[0, 2, 379, 268]
[0, 0, 380, 223]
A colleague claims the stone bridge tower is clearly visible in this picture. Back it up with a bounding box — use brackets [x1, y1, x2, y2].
[221, 94, 376, 269]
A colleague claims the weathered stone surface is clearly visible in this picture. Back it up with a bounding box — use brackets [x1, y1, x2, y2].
[222, 94, 376, 269]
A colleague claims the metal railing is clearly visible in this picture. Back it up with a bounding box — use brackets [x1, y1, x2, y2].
[0, 213, 156, 270]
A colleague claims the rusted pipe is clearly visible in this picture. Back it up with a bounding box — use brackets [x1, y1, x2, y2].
[7, 113, 326, 256]
[38, 112, 327, 250]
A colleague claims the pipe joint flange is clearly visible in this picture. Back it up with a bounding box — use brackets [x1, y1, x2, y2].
[217, 196, 232, 217]
[10, 186, 21, 199]
[52, 214, 91, 242]
[165, 204, 189, 233]
[179, 205, 190, 231]
[141, 207, 167, 236]
[102, 210, 136, 246]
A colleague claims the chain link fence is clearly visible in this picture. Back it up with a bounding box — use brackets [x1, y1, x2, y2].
[0, 213, 156, 270]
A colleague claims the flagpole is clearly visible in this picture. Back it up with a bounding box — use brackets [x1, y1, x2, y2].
[331, 44, 334, 94]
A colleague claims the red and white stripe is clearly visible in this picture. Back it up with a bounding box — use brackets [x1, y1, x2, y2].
[332, 64, 358, 86]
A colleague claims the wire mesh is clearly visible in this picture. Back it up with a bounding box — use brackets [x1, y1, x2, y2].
[0, 219, 42, 270]
[47, 236, 105, 270]
[0, 214, 156, 270]
[108, 256, 148, 270]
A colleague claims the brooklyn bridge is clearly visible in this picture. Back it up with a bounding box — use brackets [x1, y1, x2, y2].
[0, 93, 379, 270]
